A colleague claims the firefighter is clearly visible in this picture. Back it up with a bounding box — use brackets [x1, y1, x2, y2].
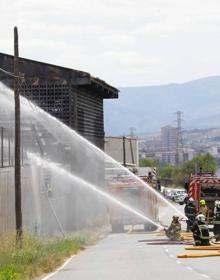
[191, 214, 210, 246]
[183, 195, 189, 205]
[184, 197, 197, 232]
[213, 200, 220, 242]
[148, 172, 153, 182]
[214, 200, 220, 215]
[157, 179, 161, 192]
[199, 199, 209, 222]
[165, 215, 182, 241]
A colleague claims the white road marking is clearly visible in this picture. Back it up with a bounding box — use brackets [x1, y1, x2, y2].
[41, 255, 76, 280]
[161, 236, 213, 279]
[200, 274, 210, 278]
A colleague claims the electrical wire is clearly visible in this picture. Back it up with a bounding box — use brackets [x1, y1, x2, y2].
[0, 66, 24, 79]
[0, 67, 36, 111]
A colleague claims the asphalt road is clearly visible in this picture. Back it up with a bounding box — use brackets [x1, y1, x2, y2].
[42, 230, 220, 280]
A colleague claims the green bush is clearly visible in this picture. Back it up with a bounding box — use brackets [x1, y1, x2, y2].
[159, 153, 217, 186]
[0, 265, 20, 280]
[0, 233, 87, 280]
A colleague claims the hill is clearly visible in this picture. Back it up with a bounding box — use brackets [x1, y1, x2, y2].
[104, 76, 220, 136]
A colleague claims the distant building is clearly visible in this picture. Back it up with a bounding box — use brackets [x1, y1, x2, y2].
[139, 126, 185, 165]
[105, 136, 138, 167]
[139, 127, 220, 166]
[161, 126, 178, 151]
[161, 151, 177, 165]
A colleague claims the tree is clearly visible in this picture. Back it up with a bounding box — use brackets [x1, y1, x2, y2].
[139, 158, 157, 167]
[171, 166, 183, 186]
[158, 153, 217, 187]
[182, 153, 216, 176]
[159, 164, 174, 180]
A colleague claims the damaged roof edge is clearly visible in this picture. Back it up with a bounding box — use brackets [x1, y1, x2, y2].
[0, 52, 119, 98]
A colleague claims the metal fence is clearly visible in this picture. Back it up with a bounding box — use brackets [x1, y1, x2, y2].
[0, 166, 32, 235]
[0, 125, 108, 235]
[0, 167, 15, 234]
[0, 126, 26, 168]
[0, 126, 13, 168]
[0, 126, 27, 234]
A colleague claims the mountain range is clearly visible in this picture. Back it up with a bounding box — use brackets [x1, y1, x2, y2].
[104, 76, 220, 136]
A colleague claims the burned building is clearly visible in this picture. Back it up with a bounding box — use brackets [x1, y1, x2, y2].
[0, 52, 118, 235]
[0, 52, 118, 149]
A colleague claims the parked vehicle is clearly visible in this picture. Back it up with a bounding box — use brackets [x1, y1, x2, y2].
[173, 192, 188, 204]
[164, 188, 174, 200]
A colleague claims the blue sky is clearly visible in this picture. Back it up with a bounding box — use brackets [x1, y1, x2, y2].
[1, 0, 220, 87]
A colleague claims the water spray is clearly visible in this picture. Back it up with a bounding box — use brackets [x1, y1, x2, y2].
[28, 153, 163, 230]
[0, 84, 187, 231]
[14, 91, 187, 220]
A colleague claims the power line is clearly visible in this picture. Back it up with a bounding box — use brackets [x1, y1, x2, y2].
[0, 66, 24, 79]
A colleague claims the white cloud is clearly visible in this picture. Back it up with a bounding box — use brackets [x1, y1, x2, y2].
[98, 51, 161, 67]
[1, 0, 220, 86]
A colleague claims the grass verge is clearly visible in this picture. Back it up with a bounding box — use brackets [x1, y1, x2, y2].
[0, 233, 88, 280]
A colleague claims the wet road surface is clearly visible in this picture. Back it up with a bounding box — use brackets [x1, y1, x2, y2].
[41, 231, 219, 280]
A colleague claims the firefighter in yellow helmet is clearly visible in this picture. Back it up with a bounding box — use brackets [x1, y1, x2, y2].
[199, 199, 209, 223]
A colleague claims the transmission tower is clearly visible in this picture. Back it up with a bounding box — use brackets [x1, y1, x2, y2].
[176, 111, 183, 164]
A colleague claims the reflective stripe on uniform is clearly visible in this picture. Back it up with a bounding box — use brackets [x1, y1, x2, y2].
[198, 224, 209, 240]
[214, 210, 220, 224]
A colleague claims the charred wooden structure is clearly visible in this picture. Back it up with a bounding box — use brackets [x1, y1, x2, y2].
[0, 52, 118, 149]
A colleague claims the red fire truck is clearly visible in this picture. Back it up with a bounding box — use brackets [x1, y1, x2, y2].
[108, 175, 158, 233]
[187, 173, 220, 223]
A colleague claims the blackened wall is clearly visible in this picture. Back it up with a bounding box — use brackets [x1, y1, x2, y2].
[20, 84, 105, 149]
[0, 53, 118, 149]
[74, 88, 104, 149]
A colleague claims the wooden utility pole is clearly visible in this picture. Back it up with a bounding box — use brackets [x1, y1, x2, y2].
[123, 136, 126, 167]
[14, 26, 22, 244]
[1, 127, 4, 167]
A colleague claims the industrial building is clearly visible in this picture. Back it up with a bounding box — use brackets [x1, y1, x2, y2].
[0, 52, 118, 149]
[0, 52, 119, 235]
[105, 136, 139, 167]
